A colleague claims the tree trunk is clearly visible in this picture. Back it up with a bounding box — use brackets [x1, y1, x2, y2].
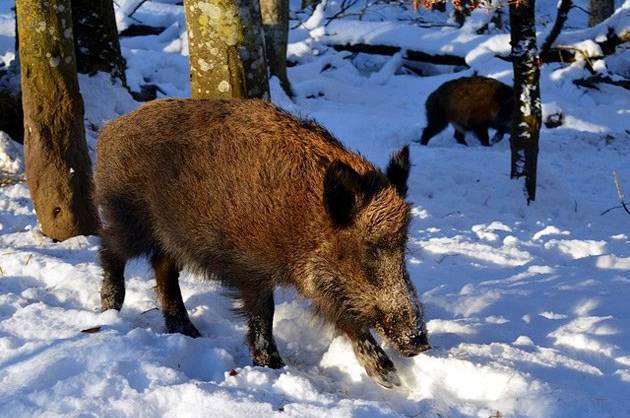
[72, 0, 126, 85]
[588, 0, 615, 26]
[16, 0, 99, 240]
[261, 0, 293, 96]
[509, 0, 541, 203]
[183, 0, 269, 99]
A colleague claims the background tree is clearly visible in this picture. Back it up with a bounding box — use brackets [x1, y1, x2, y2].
[261, 0, 293, 96]
[588, 0, 615, 26]
[16, 0, 98, 240]
[183, 0, 269, 99]
[72, 0, 127, 85]
[509, 0, 541, 203]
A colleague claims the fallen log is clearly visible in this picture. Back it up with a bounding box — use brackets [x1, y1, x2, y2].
[573, 74, 630, 90]
[331, 43, 468, 67]
[328, 26, 628, 68]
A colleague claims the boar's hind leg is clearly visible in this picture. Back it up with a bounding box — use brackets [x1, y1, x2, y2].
[419, 120, 448, 145]
[100, 237, 126, 311]
[242, 290, 285, 369]
[151, 252, 201, 338]
[348, 330, 401, 388]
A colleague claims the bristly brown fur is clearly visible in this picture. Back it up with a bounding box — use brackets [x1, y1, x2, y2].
[419, 76, 514, 147]
[94, 98, 429, 388]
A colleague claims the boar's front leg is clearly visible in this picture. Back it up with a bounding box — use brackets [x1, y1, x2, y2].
[473, 126, 491, 147]
[346, 330, 401, 388]
[242, 289, 285, 369]
[151, 252, 201, 338]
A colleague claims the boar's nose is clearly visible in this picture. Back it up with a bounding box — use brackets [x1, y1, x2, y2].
[404, 334, 431, 357]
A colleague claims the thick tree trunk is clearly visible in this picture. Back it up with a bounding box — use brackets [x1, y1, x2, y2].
[261, 0, 293, 96]
[588, 0, 615, 27]
[183, 0, 269, 99]
[16, 0, 99, 240]
[509, 0, 541, 203]
[72, 0, 126, 85]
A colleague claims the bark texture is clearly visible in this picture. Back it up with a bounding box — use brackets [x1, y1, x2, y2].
[183, 0, 269, 99]
[17, 0, 99, 240]
[72, 0, 126, 84]
[509, 0, 542, 203]
[588, 0, 615, 26]
[260, 0, 292, 96]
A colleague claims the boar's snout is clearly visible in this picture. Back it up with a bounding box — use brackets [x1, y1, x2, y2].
[400, 332, 431, 357]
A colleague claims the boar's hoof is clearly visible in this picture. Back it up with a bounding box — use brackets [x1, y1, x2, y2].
[365, 357, 401, 389]
[164, 314, 201, 338]
[101, 285, 125, 312]
[373, 368, 402, 389]
[252, 351, 285, 369]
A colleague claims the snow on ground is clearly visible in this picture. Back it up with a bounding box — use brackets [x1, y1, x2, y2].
[1, 1, 629, 417]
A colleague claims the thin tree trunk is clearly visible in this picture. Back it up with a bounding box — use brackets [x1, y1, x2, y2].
[540, 0, 572, 57]
[17, 0, 99, 240]
[72, 0, 127, 85]
[183, 0, 269, 99]
[261, 0, 293, 96]
[509, 0, 541, 203]
[588, 0, 615, 26]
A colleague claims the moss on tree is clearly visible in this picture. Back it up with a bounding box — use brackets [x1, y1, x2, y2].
[17, 0, 98, 240]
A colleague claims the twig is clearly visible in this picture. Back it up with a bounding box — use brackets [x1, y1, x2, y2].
[325, 0, 362, 27]
[613, 171, 630, 215]
[600, 171, 630, 215]
[128, 0, 149, 19]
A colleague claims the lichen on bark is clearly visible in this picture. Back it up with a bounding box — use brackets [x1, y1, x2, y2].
[17, 0, 98, 240]
[184, 0, 269, 99]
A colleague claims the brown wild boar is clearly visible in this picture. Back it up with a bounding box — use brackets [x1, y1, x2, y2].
[418, 76, 514, 146]
[94, 99, 429, 388]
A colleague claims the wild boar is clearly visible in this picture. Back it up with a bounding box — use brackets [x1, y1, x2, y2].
[418, 76, 514, 146]
[94, 99, 430, 388]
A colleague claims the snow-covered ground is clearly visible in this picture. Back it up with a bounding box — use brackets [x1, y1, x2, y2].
[1, 1, 629, 417]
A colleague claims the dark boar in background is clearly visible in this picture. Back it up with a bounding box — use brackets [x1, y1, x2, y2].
[419, 76, 514, 146]
[94, 99, 429, 388]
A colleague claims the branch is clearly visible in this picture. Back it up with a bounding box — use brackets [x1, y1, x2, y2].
[540, 0, 572, 57]
[542, 27, 630, 65]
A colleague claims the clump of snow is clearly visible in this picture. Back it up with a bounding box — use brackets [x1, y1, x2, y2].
[0, 131, 23, 174]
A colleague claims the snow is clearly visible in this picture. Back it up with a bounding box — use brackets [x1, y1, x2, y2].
[1, 1, 629, 417]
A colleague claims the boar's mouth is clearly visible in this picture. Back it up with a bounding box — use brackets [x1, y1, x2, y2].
[373, 325, 431, 357]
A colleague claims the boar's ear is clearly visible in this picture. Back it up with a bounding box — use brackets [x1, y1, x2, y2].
[386, 145, 410, 198]
[324, 160, 363, 227]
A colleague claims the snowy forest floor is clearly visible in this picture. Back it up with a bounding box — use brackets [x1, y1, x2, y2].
[1, 1, 629, 417]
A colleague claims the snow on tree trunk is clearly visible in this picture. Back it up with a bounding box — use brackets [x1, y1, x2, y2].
[260, 0, 293, 96]
[16, 0, 99, 240]
[72, 0, 126, 85]
[509, 0, 541, 203]
[588, 0, 615, 27]
[183, 0, 269, 99]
